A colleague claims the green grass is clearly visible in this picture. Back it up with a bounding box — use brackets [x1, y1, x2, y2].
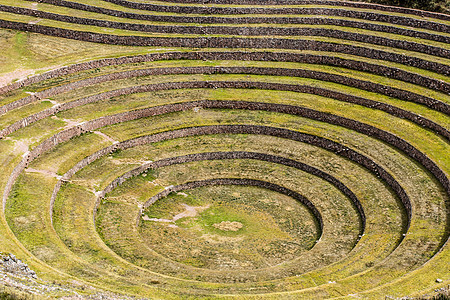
[29, 0, 450, 25]
[37, 61, 448, 105]
[3, 0, 450, 50]
[1, 88, 447, 296]
[0, 101, 54, 128]
[95, 158, 358, 284]
[30, 132, 111, 175]
[140, 186, 319, 268]
[0, 290, 30, 300]
[0, 28, 180, 76]
[0, 5, 448, 298]
[8, 117, 66, 146]
[1, 10, 449, 68]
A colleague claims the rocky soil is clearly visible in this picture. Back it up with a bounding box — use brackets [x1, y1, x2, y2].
[0, 253, 143, 299]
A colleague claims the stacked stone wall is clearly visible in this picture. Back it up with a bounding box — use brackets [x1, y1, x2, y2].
[3, 66, 448, 116]
[3, 5, 450, 55]
[2, 52, 448, 97]
[0, 20, 448, 76]
[29, 0, 450, 22]
[2, 82, 447, 141]
[148, 0, 450, 20]
[99, 151, 364, 234]
[139, 178, 323, 231]
[9, 107, 434, 235]
[96, 0, 450, 30]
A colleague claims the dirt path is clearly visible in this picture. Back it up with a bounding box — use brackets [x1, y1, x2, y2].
[46, 99, 59, 106]
[0, 69, 35, 89]
[28, 19, 41, 25]
[93, 131, 119, 144]
[25, 168, 61, 179]
[13, 140, 29, 153]
[52, 117, 85, 131]
[64, 118, 82, 126]
[142, 203, 210, 225]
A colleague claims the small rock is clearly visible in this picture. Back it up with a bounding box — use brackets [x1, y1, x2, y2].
[436, 278, 443, 283]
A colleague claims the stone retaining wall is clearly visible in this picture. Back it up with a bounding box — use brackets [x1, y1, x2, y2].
[148, 0, 450, 21]
[0, 20, 448, 76]
[8, 102, 434, 236]
[3, 5, 450, 56]
[7, 100, 450, 234]
[30, 0, 450, 22]
[2, 52, 447, 97]
[3, 65, 447, 116]
[98, 0, 450, 31]
[138, 178, 323, 232]
[2, 82, 447, 142]
[99, 151, 364, 234]
[27, 0, 450, 34]
[50, 123, 413, 232]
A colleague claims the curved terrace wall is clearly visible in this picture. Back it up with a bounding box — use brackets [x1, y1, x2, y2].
[0, 2, 448, 296]
[2, 81, 447, 141]
[2, 52, 448, 97]
[23, 0, 450, 35]
[98, 151, 364, 233]
[103, 0, 450, 20]
[97, 0, 450, 29]
[0, 20, 449, 77]
[3, 5, 450, 53]
[9, 103, 439, 234]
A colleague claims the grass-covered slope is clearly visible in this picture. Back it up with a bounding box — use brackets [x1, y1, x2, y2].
[0, 1, 448, 299]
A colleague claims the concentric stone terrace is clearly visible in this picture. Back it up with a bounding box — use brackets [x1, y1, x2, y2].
[0, 0, 448, 298]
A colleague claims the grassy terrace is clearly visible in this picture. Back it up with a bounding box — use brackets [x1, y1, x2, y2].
[3, 1, 450, 37]
[6, 107, 442, 292]
[23, 0, 450, 24]
[0, 9, 449, 57]
[0, 62, 448, 126]
[0, 0, 448, 299]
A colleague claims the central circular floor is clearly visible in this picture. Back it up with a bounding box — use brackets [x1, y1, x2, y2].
[138, 185, 319, 270]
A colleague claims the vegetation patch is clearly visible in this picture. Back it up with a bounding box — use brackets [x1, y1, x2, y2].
[0, 2, 448, 298]
[213, 220, 243, 232]
[139, 185, 318, 270]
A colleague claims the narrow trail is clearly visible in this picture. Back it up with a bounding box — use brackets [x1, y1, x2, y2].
[24, 168, 61, 179]
[142, 203, 210, 225]
[93, 131, 119, 144]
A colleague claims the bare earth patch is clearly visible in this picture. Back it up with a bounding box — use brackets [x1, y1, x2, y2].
[0, 69, 35, 88]
[213, 221, 243, 232]
[142, 203, 210, 227]
[25, 168, 61, 179]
